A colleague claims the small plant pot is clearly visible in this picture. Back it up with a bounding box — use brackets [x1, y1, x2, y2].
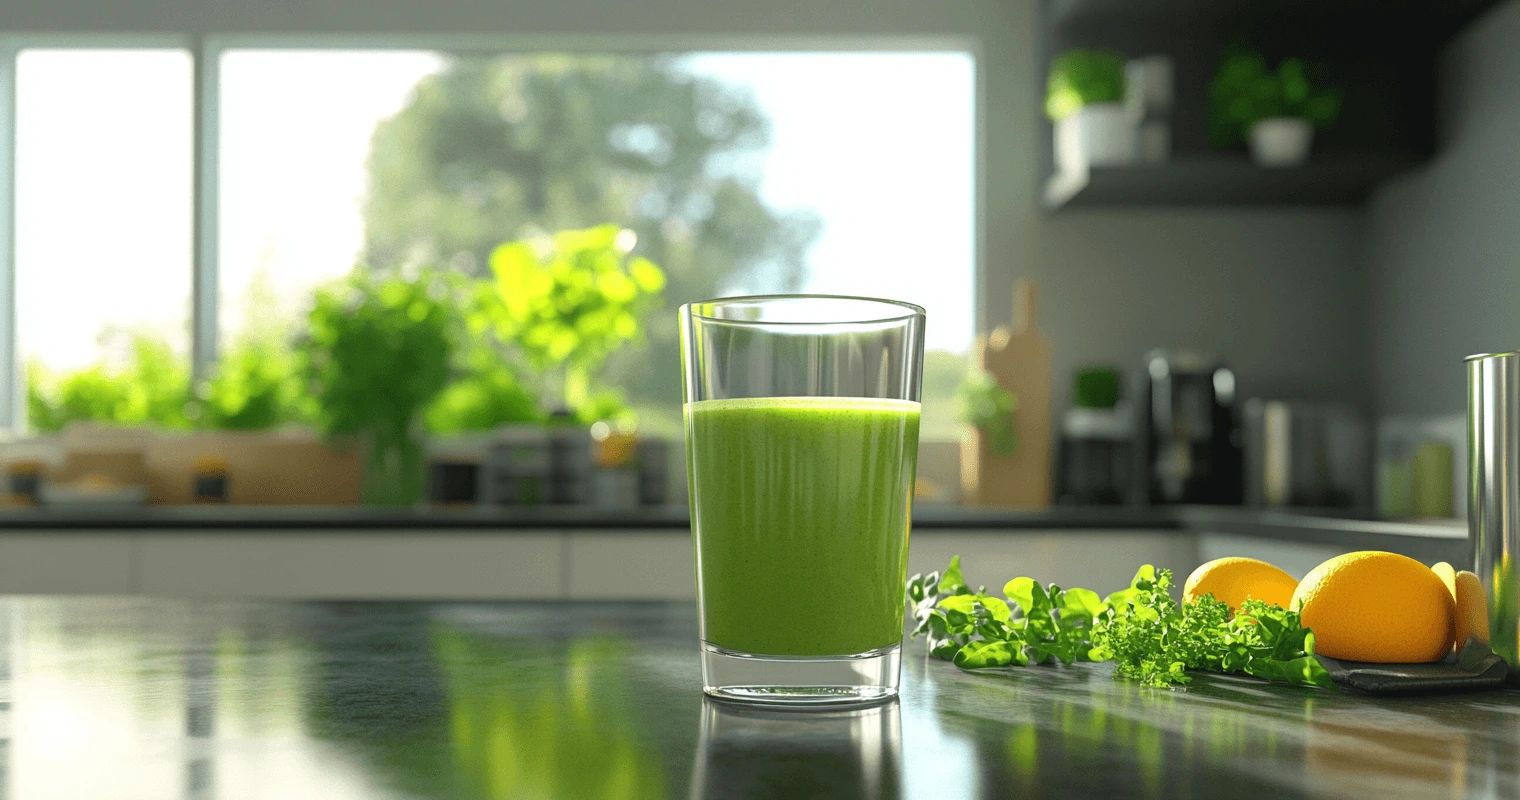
[1054, 102, 1138, 172]
[1248, 117, 1314, 167]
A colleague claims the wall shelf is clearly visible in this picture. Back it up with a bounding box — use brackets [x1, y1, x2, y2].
[1043, 154, 1424, 209]
[1036, 0, 1500, 210]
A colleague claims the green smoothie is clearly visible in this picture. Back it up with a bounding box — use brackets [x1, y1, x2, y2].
[686, 396, 920, 656]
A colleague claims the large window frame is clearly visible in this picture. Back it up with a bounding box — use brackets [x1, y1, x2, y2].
[0, 33, 985, 432]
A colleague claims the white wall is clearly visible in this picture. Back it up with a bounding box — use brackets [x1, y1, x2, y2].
[1367, 0, 1520, 416]
[3, 0, 1371, 412]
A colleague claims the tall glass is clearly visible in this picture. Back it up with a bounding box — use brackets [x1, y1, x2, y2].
[680, 295, 925, 705]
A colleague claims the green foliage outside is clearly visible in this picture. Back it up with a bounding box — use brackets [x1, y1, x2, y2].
[1209, 46, 1343, 147]
[362, 55, 819, 413]
[1045, 49, 1127, 122]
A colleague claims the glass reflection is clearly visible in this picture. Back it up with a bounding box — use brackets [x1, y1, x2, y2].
[184, 624, 216, 800]
[0, 601, 12, 800]
[432, 626, 669, 799]
[691, 699, 902, 800]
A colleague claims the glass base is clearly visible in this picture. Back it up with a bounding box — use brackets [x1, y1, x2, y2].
[701, 641, 900, 706]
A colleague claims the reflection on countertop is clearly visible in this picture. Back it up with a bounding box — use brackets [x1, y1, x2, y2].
[0, 598, 1511, 799]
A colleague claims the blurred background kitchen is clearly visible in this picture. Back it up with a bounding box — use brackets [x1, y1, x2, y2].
[0, 0, 1510, 597]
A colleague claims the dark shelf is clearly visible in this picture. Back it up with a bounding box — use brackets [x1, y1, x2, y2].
[1042, 154, 1424, 209]
[1049, 0, 1499, 46]
[1035, 0, 1502, 209]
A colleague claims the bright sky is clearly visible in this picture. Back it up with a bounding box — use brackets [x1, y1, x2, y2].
[16, 48, 975, 370]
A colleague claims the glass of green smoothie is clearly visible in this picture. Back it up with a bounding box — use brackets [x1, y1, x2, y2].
[680, 295, 924, 705]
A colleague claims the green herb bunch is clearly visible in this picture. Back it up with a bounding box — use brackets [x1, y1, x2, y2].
[910, 558, 1335, 690]
[909, 556, 1104, 669]
[1091, 565, 1332, 688]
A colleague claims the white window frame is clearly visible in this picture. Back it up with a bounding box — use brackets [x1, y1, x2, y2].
[0, 33, 985, 432]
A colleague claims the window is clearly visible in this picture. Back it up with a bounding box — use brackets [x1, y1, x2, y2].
[1, 43, 974, 441]
[214, 48, 974, 438]
[15, 49, 194, 428]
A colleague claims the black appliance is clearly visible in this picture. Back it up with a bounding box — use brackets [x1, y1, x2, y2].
[1138, 349, 1243, 505]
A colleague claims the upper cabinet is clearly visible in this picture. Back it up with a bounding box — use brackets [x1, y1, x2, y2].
[1038, 0, 1500, 209]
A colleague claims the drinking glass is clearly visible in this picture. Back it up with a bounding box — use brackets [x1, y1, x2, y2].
[690, 698, 903, 799]
[680, 295, 925, 705]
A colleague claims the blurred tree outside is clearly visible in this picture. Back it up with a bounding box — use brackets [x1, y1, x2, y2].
[362, 55, 820, 432]
[921, 349, 970, 442]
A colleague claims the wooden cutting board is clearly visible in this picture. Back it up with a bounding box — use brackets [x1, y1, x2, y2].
[961, 279, 1052, 507]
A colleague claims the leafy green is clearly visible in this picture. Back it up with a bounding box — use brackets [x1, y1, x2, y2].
[196, 338, 312, 430]
[300, 270, 457, 505]
[1208, 45, 1343, 147]
[956, 370, 1018, 456]
[908, 558, 1101, 671]
[28, 333, 192, 432]
[909, 557, 1336, 691]
[474, 225, 664, 419]
[1045, 49, 1127, 122]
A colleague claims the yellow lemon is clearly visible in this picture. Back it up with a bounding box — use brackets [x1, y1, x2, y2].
[1454, 570, 1490, 648]
[1432, 561, 1457, 598]
[1183, 557, 1298, 611]
[1292, 551, 1455, 663]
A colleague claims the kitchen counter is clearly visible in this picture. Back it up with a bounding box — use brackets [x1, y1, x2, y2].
[10, 597, 1514, 799]
[0, 501, 1464, 538]
[0, 505, 1468, 599]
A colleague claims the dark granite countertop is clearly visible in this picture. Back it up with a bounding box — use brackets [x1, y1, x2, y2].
[10, 597, 1514, 799]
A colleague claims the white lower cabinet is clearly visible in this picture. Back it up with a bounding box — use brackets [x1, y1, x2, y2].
[567, 531, 694, 600]
[0, 534, 134, 594]
[0, 527, 1206, 599]
[136, 531, 563, 599]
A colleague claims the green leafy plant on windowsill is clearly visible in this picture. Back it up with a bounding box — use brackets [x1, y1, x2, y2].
[423, 342, 543, 435]
[1045, 49, 1127, 122]
[299, 269, 456, 506]
[470, 224, 665, 425]
[1208, 45, 1343, 148]
[27, 332, 193, 432]
[957, 369, 1018, 457]
[194, 339, 314, 431]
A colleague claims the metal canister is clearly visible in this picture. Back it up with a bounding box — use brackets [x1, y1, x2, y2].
[1467, 351, 1520, 671]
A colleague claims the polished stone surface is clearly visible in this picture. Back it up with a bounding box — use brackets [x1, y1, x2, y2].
[1, 597, 1516, 799]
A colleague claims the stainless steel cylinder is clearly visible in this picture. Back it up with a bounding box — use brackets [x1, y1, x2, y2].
[1468, 352, 1520, 669]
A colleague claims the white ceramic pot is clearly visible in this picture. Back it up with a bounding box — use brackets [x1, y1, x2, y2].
[1054, 102, 1138, 173]
[1248, 117, 1314, 167]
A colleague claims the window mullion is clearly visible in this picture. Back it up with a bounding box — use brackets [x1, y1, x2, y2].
[0, 42, 18, 432]
[191, 38, 220, 383]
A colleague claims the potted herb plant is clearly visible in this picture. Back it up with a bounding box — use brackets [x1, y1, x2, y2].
[300, 270, 456, 506]
[1209, 47, 1343, 167]
[1045, 49, 1135, 173]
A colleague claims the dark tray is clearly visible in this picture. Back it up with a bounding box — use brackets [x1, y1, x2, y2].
[1316, 639, 1509, 695]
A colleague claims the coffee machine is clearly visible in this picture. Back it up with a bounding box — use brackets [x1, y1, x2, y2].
[1138, 350, 1243, 505]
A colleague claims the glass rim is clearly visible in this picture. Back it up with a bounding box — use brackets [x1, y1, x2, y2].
[681, 294, 925, 326]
